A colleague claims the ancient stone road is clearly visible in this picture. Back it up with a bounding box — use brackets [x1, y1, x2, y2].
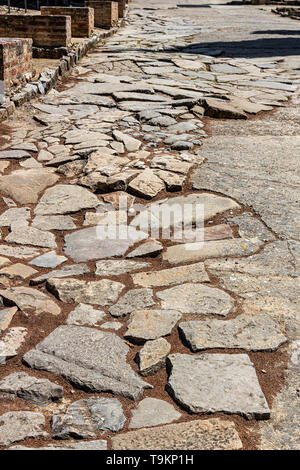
[0, 0, 299, 450]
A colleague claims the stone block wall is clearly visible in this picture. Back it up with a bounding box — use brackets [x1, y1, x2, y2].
[0, 15, 71, 48]
[41, 7, 94, 38]
[85, 1, 119, 28]
[0, 38, 32, 89]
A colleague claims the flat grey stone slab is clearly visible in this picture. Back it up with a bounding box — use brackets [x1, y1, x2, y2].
[0, 411, 48, 446]
[5, 225, 57, 249]
[179, 314, 287, 352]
[167, 353, 270, 419]
[0, 372, 63, 406]
[23, 325, 151, 400]
[0, 150, 31, 159]
[34, 184, 99, 215]
[125, 309, 182, 343]
[109, 288, 155, 317]
[52, 397, 126, 439]
[30, 263, 90, 285]
[46, 278, 124, 306]
[32, 215, 76, 231]
[131, 262, 209, 287]
[66, 303, 105, 326]
[95, 260, 151, 276]
[63, 226, 147, 262]
[0, 286, 60, 316]
[112, 417, 243, 450]
[29, 251, 67, 268]
[138, 338, 171, 376]
[156, 283, 234, 316]
[129, 398, 181, 429]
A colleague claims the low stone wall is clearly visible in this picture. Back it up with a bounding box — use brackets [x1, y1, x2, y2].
[84, 1, 119, 29]
[0, 15, 71, 48]
[0, 38, 32, 90]
[41, 7, 94, 38]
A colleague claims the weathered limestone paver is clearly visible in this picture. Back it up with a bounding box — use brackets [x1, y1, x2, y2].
[125, 309, 182, 343]
[23, 325, 151, 400]
[112, 418, 243, 450]
[129, 398, 181, 429]
[0, 287, 61, 315]
[0, 411, 48, 446]
[137, 338, 171, 376]
[166, 353, 270, 419]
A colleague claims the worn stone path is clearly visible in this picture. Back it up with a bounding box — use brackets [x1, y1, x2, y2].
[0, 0, 299, 450]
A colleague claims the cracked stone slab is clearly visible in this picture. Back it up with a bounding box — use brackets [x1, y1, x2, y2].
[0, 372, 63, 406]
[137, 338, 171, 376]
[131, 262, 209, 287]
[0, 411, 48, 446]
[156, 283, 234, 316]
[163, 238, 263, 265]
[128, 169, 165, 199]
[125, 309, 181, 344]
[166, 353, 270, 419]
[66, 303, 105, 326]
[34, 184, 99, 215]
[46, 278, 124, 306]
[63, 226, 148, 262]
[23, 325, 151, 400]
[0, 307, 18, 333]
[109, 288, 155, 317]
[0, 287, 60, 315]
[129, 398, 181, 429]
[113, 130, 142, 152]
[0, 207, 30, 227]
[52, 397, 126, 439]
[5, 225, 57, 249]
[179, 314, 287, 352]
[112, 417, 243, 450]
[95, 260, 151, 276]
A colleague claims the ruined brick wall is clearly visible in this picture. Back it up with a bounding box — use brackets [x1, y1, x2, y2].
[0, 15, 71, 48]
[0, 38, 32, 89]
[41, 7, 94, 38]
[84, 1, 119, 28]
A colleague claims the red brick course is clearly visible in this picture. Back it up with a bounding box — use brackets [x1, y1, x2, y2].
[41, 7, 94, 38]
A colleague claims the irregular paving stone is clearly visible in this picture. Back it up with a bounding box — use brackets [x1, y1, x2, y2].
[52, 397, 126, 439]
[113, 130, 142, 152]
[101, 321, 123, 331]
[131, 262, 209, 287]
[171, 223, 233, 243]
[166, 353, 270, 419]
[0, 150, 31, 160]
[10, 440, 107, 450]
[0, 287, 60, 315]
[112, 417, 243, 450]
[0, 244, 41, 259]
[204, 98, 247, 119]
[179, 314, 287, 352]
[29, 251, 67, 268]
[126, 239, 163, 258]
[30, 264, 90, 285]
[129, 397, 181, 429]
[154, 169, 185, 191]
[163, 238, 263, 265]
[131, 193, 239, 232]
[0, 327, 28, 362]
[0, 207, 30, 227]
[0, 372, 63, 406]
[23, 325, 151, 400]
[46, 278, 124, 306]
[34, 184, 99, 215]
[66, 303, 105, 326]
[156, 283, 234, 316]
[0, 169, 59, 204]
[205, 241, 300, 317]
[32, 215, 76, 231]
[137, 338, 171, 376]
[0, 411, 48, 446]
[125, 309, 181, 344]
[5, 225, 57, 249]
[0, 307, 18, 332]
[0, 263, 37, 282]
[109, 288, 155, 317]
[150, 155, 193, 174]
[95, 260, 151, 276]
[128, 169, 165, 199]
[63, 226, 148, 262]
